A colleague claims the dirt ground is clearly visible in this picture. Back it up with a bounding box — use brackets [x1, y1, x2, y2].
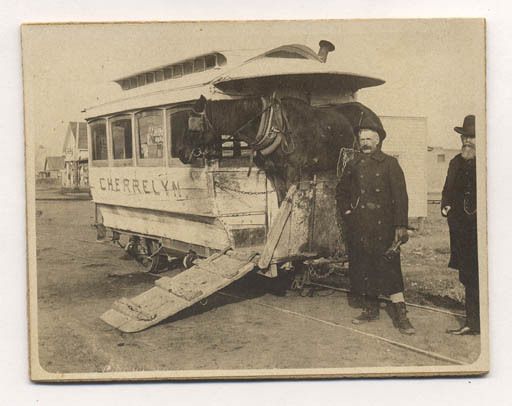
[34, 195, 481, 376]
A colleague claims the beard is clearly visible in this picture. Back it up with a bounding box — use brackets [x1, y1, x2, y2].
[461, 144, 476, 160]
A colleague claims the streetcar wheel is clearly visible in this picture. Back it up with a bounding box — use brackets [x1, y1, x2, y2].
[136, 239, 164, 273]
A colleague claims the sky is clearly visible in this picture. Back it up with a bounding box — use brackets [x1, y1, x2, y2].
[21, 19, 485, 170]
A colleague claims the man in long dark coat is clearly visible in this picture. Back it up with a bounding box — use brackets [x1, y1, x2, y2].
[442, 115, 479, 335]
[336, 112, 415, 335]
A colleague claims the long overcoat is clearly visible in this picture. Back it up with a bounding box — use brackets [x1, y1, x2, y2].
[441, 154, 478, 287]
[336, 149, 409, 297]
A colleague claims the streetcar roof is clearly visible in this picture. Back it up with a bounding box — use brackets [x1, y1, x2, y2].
[83, 42, 384, 120]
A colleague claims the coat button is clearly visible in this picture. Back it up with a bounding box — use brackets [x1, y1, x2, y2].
[361, 204, 365, 209]
[375, 188, 381, 192]
[360, 174, 364, 179]
[378, 236, 382, 241]
[377, 220, 382, 224]
[376, 204, 381, 208]
[361, 189, 366, 194]
[376, 173, 380, 177]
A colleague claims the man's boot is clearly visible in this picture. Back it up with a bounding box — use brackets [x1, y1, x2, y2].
[352, 297, 380, 325]
[393, 302, 415, 335]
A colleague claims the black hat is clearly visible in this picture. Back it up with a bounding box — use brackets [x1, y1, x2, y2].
[454, 115, 475, 138]
[334, 102, 386, 141]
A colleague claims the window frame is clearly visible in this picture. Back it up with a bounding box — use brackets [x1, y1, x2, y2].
[145, 72, 155, 84]
[167, 106, 204, 167]
[183, 61, 193, 75]
[89, 118, 109, 167]
[204, 54, 217, 69]
[109, 114, 135, 167]
[137, 74, 146, 86]
[172, 65, 183, 78]
[155, 70, 164, 82]
[134, 108, 167, 167]
[163, 67, 173, 80]
[193, 57, 206, 72]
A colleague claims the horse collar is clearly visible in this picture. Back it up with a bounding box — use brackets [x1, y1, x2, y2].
[251, 96, 286, 155]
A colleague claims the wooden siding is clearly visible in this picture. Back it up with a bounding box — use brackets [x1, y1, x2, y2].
[380, 116, 428, 218]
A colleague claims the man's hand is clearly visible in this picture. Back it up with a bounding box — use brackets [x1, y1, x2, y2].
[441, 205, 451, 217]
[394, 226, 409, 244]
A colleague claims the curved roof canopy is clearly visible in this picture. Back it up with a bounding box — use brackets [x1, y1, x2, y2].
[212, 44, 384, 95]
[84, 41, 385, 119]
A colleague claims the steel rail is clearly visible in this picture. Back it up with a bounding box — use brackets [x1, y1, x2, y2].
[36, 231, 466, 318]
[217, 291, 467, 366]
[307, 282, 465, 318]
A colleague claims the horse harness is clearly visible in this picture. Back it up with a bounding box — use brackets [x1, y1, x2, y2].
[251, 96, 293, 156]
[198, 95, 294, 157]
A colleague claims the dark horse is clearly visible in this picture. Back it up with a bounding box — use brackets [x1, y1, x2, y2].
[181, 96, 376, 204]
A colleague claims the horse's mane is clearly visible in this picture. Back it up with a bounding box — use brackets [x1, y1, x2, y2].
[206, 96, 358, 151]
[208, 97, 263, 134]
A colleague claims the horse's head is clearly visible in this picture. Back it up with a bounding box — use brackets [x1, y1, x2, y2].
[193, 94, 208, 115]
[177, 96, 219, 164]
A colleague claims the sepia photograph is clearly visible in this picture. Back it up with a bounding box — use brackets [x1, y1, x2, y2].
[22, 19, 487, 381]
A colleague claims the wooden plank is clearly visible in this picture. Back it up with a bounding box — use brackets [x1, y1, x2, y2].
[257, 184, 297, 269]
[167, 269, 225, 301]
[100, 250, 256, 332]
[100, 308, 133, 329]
[209, 256, 255, 279]
[111, 297, 158, 321]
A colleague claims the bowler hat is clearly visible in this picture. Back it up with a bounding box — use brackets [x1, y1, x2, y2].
[454, 115, 475, 137]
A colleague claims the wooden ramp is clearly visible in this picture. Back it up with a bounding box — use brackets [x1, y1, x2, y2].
[100, 248, 258, 332]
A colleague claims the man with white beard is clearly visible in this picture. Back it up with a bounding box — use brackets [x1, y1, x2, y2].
[441, 115, 479, 335]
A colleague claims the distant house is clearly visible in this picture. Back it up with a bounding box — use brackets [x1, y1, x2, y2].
[380, 116, 428, 220]
[62, 122, 89, 191]
[427, 146, 460, 202]
[43, 156, 65, 179]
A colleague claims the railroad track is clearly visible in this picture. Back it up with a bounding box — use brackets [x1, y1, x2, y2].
[38, 232, 465, 318]
[37, 232, 471, 366]
[217, 291, 468, 366]
[307, 281, 464, 318]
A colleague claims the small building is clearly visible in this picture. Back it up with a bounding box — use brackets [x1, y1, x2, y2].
[427, 146, 459, 202]
[380, 116, 428, 221]
[62, 122, 89, 191]
[43, 156, 65, 180]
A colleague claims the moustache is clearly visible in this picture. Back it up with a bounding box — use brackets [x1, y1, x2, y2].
[361, 146, 372, 150]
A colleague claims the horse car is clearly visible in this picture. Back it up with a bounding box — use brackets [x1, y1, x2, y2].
[84, 40, 385, 331]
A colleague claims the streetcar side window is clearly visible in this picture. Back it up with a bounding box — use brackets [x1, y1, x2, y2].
[136, 110, 164, 160]
[170, 110, 190, 158]
[110, 117, 133, 160]
[91, 120, 108, 161]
